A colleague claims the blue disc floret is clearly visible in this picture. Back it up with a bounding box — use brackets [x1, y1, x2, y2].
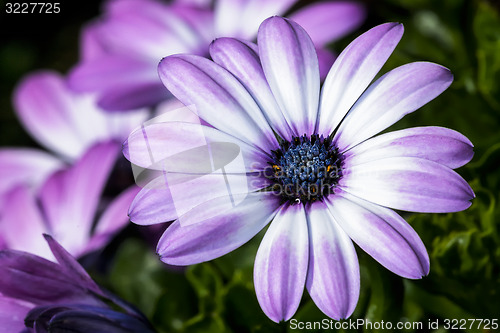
[266, 134, 343, 203]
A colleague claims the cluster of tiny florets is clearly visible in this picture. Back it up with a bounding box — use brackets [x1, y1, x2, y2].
[266, 134, 343, 203]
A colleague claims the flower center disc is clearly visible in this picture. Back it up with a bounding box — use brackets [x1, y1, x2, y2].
[267, 134, 342, 203]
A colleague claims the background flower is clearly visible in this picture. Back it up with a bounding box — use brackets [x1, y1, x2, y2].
[0, 234, 154, 332]
[0, 71, 146, 258]
[0, 71, 147, 219]
[0, 142, 139, 260]
[68, 0, 365, 111]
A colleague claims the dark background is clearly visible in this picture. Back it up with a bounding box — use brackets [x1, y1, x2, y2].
[0, 0, 102, 146]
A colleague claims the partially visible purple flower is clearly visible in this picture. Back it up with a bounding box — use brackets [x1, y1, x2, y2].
[69, 0, 365, 111]
[0, 142, 139, 260]
[124, 19, 474, 322]
[12, 71, 148, 162]
[0, 71, 147, 213]
[0, 149, 62, 214]
[0, 234, 155, 332]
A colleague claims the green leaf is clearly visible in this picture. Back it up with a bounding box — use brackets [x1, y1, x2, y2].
[107, 238, 167, 318]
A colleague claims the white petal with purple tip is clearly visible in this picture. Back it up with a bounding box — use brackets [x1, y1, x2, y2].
[341, 157, 475, 213]
[123, 122, 270, 173]
[344, 126, 474, 169]
[14, 72, 91, 160]
[254, 203, 308, 323]
[335, 62, 453, 151]
[209, 37, 294, 141]
[157, 192, 281, 265]
[306, 201, 359, 320]
[326, 192, 430, 279]
[318, 23, 403, 135]
[258, 16, 320, 137]
[129, 172, 270, 226]
[158, 54, 277, 151]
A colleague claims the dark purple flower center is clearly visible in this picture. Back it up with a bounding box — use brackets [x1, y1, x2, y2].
[266, 134, 343, 203]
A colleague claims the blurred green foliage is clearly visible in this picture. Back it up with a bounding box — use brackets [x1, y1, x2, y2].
[2, 0, 500, 332]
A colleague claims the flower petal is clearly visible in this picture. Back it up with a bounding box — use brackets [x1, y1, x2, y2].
[158, 54, 276, 150]
[123, 121, 271, 173]
[326, 192, 429, 279]
[318, 22, 403, 135]
[316, 47, 337, 81]
[344, 126, 474, 169]
[98, 82, 170, 111]
[82, 186, 140, 255]
[305, 201, 359, 320]
[209, 37, 294, 141]
[44, 305, 155, 333]
[254, 203, 308, 322]
[0, 249, 101, 305]
[0, 296, 31, 332]
[258, 16, 320, 136]
[341, 157, 475, 213]
[68, 55, 170, 111]
[174, 0, 213, 6]
[39, 142, 119, 255]
[69, 56, 157, 93]
[103, 0, 206, 57]
[14, 71, 138, 159]
[214, 0, 297, 39]
[0, 148, 62, 194]
[154, 98, 213, 125]
[13, 72, 93, 160]
[290, 1, 366, 47]
[157, 192, 281, 265]
[0, 296, 32, 332]
[80, 21, 107, 61]
[335, 62, 454, 151]
[0, 185, 52, 260]
[107, 13, 198, 58]
[170, 4, 215, 47]
[129, 171, 270, 225]
[43, 235, 103, 296]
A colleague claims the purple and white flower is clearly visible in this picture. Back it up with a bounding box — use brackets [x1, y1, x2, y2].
[0, 71, 146, 258]
[124, 19, 475, 322]
[12, 71, 147, 162]
[0, 234, 154, 332]
[0, 142, 139, 260]
[69, 0, 365, 111]
[0, 71, 147, 214]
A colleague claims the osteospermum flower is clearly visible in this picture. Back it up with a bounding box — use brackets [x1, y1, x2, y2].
[0, 71, 147, 215]
[69, 0, 365, 111]
[12, 71, 147, 162]
[0, 234, 154, 332]
[0, 142, 138, 260]
[124, 19, 475, 321]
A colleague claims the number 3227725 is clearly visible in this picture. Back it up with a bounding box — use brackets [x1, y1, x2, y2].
[5, 3, 60, 14]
